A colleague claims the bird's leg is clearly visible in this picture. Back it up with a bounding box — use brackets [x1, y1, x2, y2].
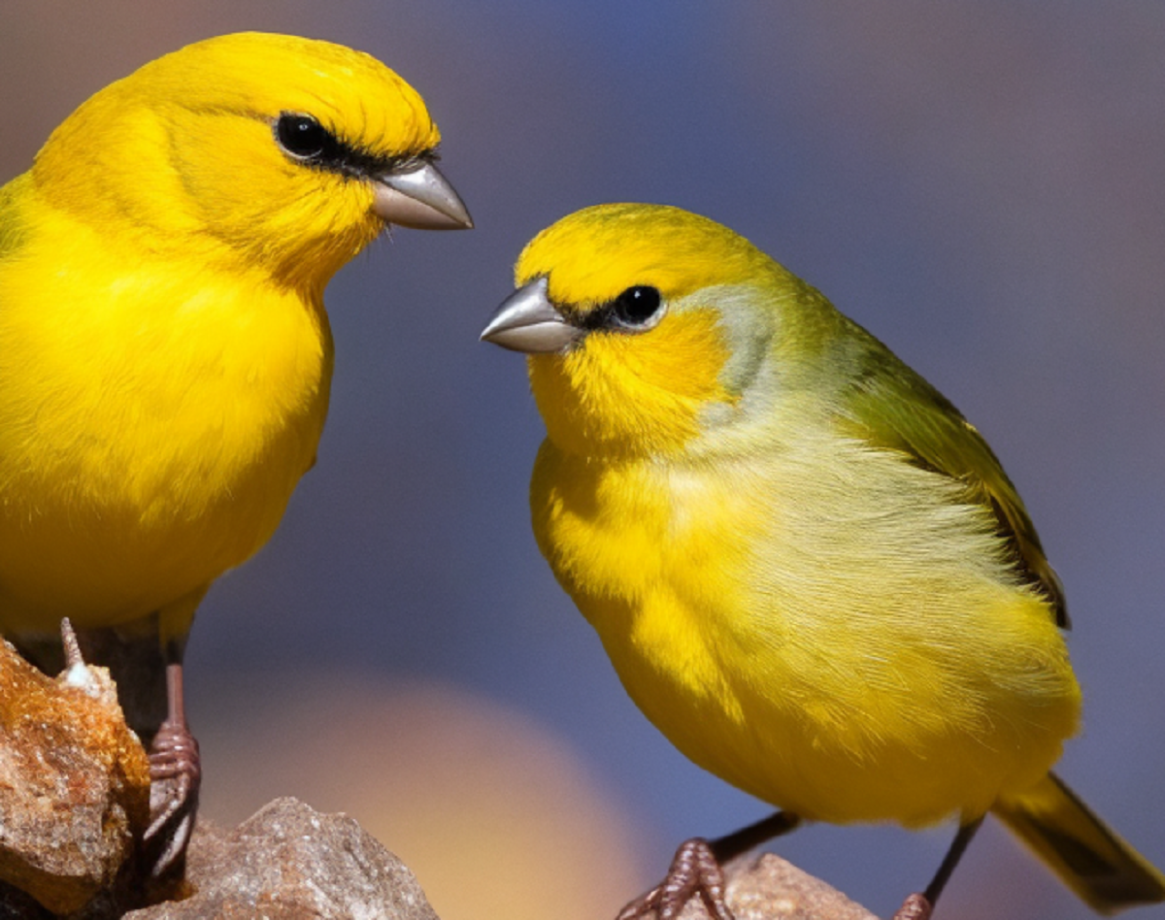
[141, 641, 201, 882]
[891, 817, 984, 920]
[617, 811, 801, 920]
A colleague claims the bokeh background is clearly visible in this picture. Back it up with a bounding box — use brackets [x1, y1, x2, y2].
[2, 3, 1163, 919]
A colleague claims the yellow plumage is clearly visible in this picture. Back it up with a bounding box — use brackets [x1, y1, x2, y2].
[534, 435, 1074, 827]
[0, 31, 469, 878]
[483, 203, 1163, 914]
[0, 31, 459, 649]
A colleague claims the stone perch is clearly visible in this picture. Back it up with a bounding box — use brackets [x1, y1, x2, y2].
[0, 632, 880, 919]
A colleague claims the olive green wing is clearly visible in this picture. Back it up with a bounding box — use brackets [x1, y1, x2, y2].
[837, 323, 1067, 627]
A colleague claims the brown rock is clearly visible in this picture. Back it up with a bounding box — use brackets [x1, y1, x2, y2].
[676, 853, 878, 920]
[125, 798, 442, 920]
[0, 636, 150, 916]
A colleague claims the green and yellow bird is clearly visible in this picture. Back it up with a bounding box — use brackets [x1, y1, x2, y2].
[0, 31, 470, 877]
[482, 203, 1163, 919]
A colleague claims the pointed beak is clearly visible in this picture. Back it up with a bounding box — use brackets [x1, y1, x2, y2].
[373, 160, 473, 230]
[480, 277, 584, 354]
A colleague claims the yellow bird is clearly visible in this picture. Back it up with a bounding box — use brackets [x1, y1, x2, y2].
[481, 204, 1164, 919]
[0, 31, 470, 879]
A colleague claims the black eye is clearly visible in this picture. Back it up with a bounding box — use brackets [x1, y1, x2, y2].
[612, 286, 663, 327]
[275, 113, 330, 159]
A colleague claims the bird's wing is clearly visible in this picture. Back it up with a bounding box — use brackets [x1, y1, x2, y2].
[0, 175, 31, 268]
[836, 326, 1067, 627]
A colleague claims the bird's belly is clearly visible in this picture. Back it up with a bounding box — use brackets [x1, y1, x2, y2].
[535, 446, 1081, 827]
[0, 411, 321, 634]
[0, 348, 328, 634]
[590, 582, 1080, 827]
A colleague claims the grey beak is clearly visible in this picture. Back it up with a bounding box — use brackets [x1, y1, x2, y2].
[373, 160, 473, 230]
[480, 277, 584, 354]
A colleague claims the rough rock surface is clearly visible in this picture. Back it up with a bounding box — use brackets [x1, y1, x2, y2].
[0, 637, 150, 916]
[1, 627, 877, 920]
[674, 853, 879, 920]
[125, 798, 441, 920]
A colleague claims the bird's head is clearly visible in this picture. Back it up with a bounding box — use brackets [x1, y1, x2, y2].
[482, 204, 818, 459]
[32, 32, 471, 291]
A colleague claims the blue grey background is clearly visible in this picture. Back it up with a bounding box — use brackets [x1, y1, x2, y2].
[2, 4, 1163, 919]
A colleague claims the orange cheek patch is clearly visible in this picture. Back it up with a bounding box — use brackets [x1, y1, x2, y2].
[529, 307, 733, 458]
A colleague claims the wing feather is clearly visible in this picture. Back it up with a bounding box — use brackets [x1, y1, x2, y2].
[835, 321, 1067, 627]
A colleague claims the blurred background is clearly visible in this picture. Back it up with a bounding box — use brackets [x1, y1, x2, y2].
[2, 3, 1163, 919]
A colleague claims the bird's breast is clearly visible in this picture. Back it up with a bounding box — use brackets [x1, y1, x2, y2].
[0, 247, 333, 628]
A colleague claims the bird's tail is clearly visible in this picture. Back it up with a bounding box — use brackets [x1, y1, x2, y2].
[992, 772, 1165, 914]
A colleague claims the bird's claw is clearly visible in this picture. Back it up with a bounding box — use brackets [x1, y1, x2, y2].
[617, 838, 735, 920]
[147, 719, 201, 784]
[891, 892, 933, 920]
[142, 718, 201, 880]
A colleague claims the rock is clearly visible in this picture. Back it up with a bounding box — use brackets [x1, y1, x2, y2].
[125, 798, 441, 920]
[677, 853, 878, 920]
[0, 636, 150, 916]
[1, 625, 875, 920]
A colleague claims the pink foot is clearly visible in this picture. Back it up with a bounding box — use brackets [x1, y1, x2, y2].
[891, 892, 933, 920]
[142, 717, 201, 880]
[617, 838, 736, 920]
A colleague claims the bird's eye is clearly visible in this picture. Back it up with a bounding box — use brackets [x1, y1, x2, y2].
[612, 286, 664, 328]
[275, 113, 330, 160]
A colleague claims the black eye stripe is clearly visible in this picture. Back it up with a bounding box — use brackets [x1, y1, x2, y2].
[272, 111, 429, 179]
